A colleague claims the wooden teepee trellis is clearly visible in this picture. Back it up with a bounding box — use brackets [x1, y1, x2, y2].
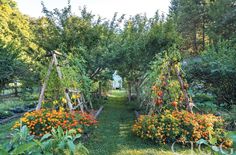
[35, 50, 88, 113]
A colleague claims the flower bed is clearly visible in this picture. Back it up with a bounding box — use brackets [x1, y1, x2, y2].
[132, 110, 233, 147]
[13, 109, 97, 137]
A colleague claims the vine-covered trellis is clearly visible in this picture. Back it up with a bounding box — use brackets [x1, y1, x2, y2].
[148, 47, 196, 114]
[36, 50, 92, 113]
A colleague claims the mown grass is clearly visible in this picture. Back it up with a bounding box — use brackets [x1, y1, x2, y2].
[85, 90, 197, 155]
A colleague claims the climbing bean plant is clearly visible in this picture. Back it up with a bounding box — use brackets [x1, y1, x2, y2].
[148, 46, 192, 114]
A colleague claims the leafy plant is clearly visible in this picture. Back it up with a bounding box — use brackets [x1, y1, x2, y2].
[0, 125, 89, 155]
[147, 46, 193, 113]
[197, 138, 234, 155]
[185, 41, 236, 108]
[2, 125, 37, 155]
[0, 110, 14, 119]
[34, 126, 89, 155]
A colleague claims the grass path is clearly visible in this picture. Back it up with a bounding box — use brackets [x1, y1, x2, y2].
[85, 90, 193, 155]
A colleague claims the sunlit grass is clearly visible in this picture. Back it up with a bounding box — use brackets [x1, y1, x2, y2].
[107, 89, 127, 98]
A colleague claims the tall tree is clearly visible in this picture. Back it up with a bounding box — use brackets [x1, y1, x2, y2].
[0, 0, 38, 92]
[207, 0, 236, 42]
[169, 0, 209, 52]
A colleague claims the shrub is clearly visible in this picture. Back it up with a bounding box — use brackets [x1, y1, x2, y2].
[0, 110, 14, 119]
[185, 41, 236, 108]
[132, 110, 233, 147]
[13, 109, 97, 137]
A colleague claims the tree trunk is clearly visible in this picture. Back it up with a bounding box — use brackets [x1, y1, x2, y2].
[202, 18, 205, 50]
[193, 23, 197, 52]
[14, 81, 18, 97]
[135, 83, 140, 102]
[128, 81, 132, 102]
[98, 81, 102, 99]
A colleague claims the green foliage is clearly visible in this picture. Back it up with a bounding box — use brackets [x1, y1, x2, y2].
[32, 4, 118, 101]
[185, 41, 236, 107]
[169, 0, 207, 51]
[43, 68, 64, 102]
[111, 13, 180, 102]
[196, 101, 217, 113]
[4, 125, 36, 154]
[0, 42, 32, 91]
[0, 110, 13, 119]
[35, 126, 89, 155]
[0, 125, 89, 155]
[169, 0, 236, 52]
[196, 138, 234, 154]
[0, 1, 40, 93]
[207, 0, 236, 42]
[140, 46, 191, 113]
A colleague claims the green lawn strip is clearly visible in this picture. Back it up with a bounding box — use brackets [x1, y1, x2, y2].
[85, 90, 197, 155]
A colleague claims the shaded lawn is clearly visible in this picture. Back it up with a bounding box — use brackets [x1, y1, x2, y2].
[85, 90, 196, 155]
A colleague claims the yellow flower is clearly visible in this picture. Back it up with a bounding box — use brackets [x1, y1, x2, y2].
[61, 98, 67, 103]
[59, 107, 65, 112]
[71, 94, 77, 99]
[53, 100, 58, 105]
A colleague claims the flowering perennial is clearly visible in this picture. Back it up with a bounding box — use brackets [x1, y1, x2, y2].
[132, 110, 233, 147]
[13, 109, 97, 137]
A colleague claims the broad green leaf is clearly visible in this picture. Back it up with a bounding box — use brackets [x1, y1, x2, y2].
[58, 141, 66, 149]
[209, 137, 217, 145]
[196, 139, 208, 145]
[211, 145, 219, 152]
[76, 143, 89, 155]
[40, 133, 52, 142]
[57, 126, 64, 138]
[73, 134, 81, 141]
[11, 142, 36, 154]
[67, 140, 75, 153]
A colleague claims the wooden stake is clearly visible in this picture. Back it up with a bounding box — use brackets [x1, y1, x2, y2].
[36, 58, 54, 111]
[174, 65, 192, 113]
[77, 97, 84, 113]
[52, 53, 73, 112]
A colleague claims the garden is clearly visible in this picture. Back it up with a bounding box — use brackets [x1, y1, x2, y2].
[0, 0, 236, 154]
